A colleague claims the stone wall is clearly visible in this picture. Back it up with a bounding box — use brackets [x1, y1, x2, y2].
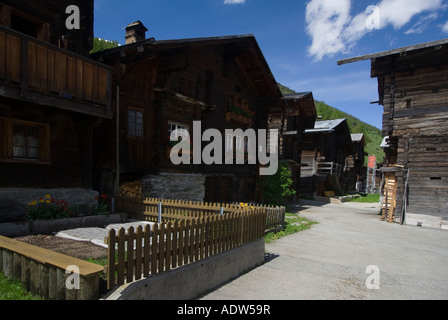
[140, 173, 205, 202]
[0, 188, 99, 223]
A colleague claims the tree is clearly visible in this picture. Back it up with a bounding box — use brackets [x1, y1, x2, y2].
[90, 37, 119, 54]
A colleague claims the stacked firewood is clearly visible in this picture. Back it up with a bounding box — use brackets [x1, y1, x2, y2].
[119, 182, 142, 199]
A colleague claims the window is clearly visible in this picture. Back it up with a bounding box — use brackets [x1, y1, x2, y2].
[226, 134, 233, 153]
[0, 118, 50, 163]
[13, 124, 40, 160]
[168, 122, 189, 141]
[128, 108, 144, 137]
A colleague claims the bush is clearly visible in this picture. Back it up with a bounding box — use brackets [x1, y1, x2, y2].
[262, 163, 296, 206]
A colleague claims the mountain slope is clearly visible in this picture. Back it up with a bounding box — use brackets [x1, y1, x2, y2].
[278, 84, 385, 164]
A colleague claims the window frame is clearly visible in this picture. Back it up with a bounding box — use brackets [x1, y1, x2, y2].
[127, 107, 144, 138]
[168, 121, 190, 143]
[0, 118, 50, 164]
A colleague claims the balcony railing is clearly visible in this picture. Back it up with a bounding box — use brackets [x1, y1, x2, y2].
[0, 25, 112, 118]
[313, 161, 343, 177]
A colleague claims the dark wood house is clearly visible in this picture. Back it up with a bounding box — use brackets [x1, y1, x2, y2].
[339, 39, 448, 230]
[0, 0, 112, 221]
[268, 92, 317, 198]
[343, 133, 366, 192]
[92, 22, 284, 203]
[300, 118, 353, 196]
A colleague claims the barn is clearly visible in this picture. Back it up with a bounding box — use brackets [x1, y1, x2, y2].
[91, 21, 285, 203]
[0, 0, 112, 221]
[339, 39, 448, 230]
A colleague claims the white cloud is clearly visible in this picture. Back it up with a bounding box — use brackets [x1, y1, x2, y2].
[305, 0, 444, 61]
[305, 0, 352, 61]
[405, 12, 439, 34]
[224, 0, 246, 4]
[443, 21, 448, 33]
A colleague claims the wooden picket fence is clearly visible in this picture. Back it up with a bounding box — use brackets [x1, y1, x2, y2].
[105, 209, 266, 289]
[114, 197, 285, 232]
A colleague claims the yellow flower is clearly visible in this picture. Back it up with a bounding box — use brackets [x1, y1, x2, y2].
[39, 198, 44, 203]
[45, 199, 51, 204]
[45, 194, 51, 199]
[28, 200, 37, 206]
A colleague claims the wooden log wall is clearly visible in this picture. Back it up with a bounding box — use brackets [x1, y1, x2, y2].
[375, 50, 448, 222]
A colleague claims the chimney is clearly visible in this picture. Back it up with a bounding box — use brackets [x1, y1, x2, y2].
[124, 21, 148, 44]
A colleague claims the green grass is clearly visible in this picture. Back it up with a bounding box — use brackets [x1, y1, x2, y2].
[264, 213, 317, 244]
[347, 193, 380, 203]
[0, 272, 44, 300]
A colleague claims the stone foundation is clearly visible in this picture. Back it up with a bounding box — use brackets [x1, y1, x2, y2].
[405, 213, 447, 230]
[0, 188, 99, 223]
[140, 173, 205, 201]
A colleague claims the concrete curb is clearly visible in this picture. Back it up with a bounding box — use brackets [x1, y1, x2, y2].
[102, 239, 266, 300]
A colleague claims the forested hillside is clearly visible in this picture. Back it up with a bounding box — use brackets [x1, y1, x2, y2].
[278, 84, 385, 164]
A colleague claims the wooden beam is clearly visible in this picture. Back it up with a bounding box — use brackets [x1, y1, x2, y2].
[337, 38, 448, 65]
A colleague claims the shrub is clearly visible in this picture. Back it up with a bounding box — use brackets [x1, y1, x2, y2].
[262, 163, 296, 206]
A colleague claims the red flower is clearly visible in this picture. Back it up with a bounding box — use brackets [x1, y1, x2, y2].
[101, 194, 107, 200]
[95, 196, 99, 200]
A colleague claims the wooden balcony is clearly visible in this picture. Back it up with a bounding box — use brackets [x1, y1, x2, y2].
[0, 25, 112, 118]
[225, 111, 253, 126]
[314, 161, 343, 177]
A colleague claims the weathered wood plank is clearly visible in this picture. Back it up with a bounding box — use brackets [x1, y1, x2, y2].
[117, 228, 125, 286]
[0, 31, 6, 79]
[106, 228, 116, 289]
[36, 45, 48, 90]
[135, 225, 143, 281]
[126, 226, 135, 284]
[6, 33, 21, 82]
[151, 223, 158, 275]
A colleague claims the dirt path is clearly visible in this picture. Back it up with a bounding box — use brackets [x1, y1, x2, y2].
[15, 234, 108, 260]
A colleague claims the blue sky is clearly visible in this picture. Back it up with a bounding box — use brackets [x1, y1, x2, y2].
[93, 0, 448, 129]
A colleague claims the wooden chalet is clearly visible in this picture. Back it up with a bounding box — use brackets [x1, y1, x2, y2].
[268, 92, 317, 198]
[343, 133, 367, 192]
[0, 0, 112, 221]
[92, 22, 284, 203]
[300, 118, 353, 196]
[339, 39, 448, 229]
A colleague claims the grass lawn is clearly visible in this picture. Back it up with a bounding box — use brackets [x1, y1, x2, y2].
[0, 272, 44, 300]
[264, 213, 317, 244]
[348, 193, 380, 203]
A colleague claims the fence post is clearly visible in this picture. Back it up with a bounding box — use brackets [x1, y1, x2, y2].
[220, 207, 224, 216]
[158, 202, 162, 223]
